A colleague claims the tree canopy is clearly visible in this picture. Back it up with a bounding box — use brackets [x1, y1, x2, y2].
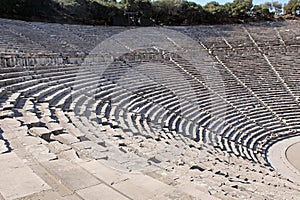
[0, 0, 298, 26]
[284, 0, 300, 16]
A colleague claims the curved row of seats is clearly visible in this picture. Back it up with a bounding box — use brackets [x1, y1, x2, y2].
[1, 18, 300, 199]
[182, 21, 300, 160]
[61, 52, 287, 164]
[0, 21, 299, 167]
[0, 18, 128, 54]
[2, 48, 300, 166]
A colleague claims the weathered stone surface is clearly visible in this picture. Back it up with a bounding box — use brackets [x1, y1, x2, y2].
[48, 141, 71, 154]
[52, 134, 80, 145]
[47, 123, 64, 135]
[112, 173, 174, 199]
[80, 159, 174, 199]
[0, 140, 8, 154]
[156, 188, 197, 200]
[90, 151, 109, 160]
[55, 109, 69, 124]
[42, 159, 100, 191]
[19, 115, 40, 127]
[0, 19, 300, 200]
[29, 127, 51, 141]
[0, 118, 21, 128]
[80, 160, 129, 185]
[16, 190, 65, 200]
[65, 123, 85, 138]
[26, 144, 57, 162]
[0, 152, 51, 200]
[38, 103, 51, 116]
[20, 136, 43, 146]
[40, 116, 55, 125]
[71, 141, 94, 150]
[72, 141, 107, 152]
[76, 184, 129, 200]
[23, 99, 34, 112]
[175, 183, 221, 200]
[58, 149, 79, 161]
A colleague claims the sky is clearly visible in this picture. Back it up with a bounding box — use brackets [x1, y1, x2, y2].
[194, 0, 290, 6]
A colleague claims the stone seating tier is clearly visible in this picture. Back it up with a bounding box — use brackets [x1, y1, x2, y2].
[0, 18, 300, 199]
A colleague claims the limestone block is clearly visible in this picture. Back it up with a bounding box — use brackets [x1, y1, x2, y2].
[26, 144, 57, 162]
[76, 184, 128, 200]
[52, 134, 80, 145]
[20, 136, 43, 146]
[47, 122, 64, 135]
[29, 127, 51, 141]
[48, 141, 71, 154]
[42, 159, 100, 191]
[58, 149, 79, 161]
[0, 152, 51, 200]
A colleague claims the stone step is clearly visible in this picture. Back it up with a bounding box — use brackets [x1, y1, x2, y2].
[0, 152, 51, 200]
[29, 127, 52, 141]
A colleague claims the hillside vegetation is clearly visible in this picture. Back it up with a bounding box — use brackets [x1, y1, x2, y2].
[0, 0, 299, 25]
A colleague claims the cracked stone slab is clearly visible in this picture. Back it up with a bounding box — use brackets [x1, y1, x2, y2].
[174, 182, 221, 200]
[29, 127, 51, 141]
[76, 184, 129, 200]
[52, 134, 80, 145]
[42, 159, 100, 191]
[47, 123, 64, 135]
[19, 136, 43, 146]
[79, 160, 130, 185]
[58, 149, 80, 161]
[112, 173, 174, 199]
[89, 150, 109, 160]
[0, 118, 21, 127]
[19, 115, 40, 127]
[15, 190, 67, 200]
[48, 141, 71, 154]
[40, 116, 55, 125]
[72, 141, 107, 152]
[0, 152, 51, 200]
[37, 103, 51, 116]
[26, 144, 57, 162]
[64, 123, 85, 138]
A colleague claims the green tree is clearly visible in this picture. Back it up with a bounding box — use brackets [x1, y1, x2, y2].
[122, 0, 139, 11]
[204, 1, 221, 15]
[230, 0, 253, 19]
[252, 4, 273, 20]
[152, 0, 183, 25]
[284, 0, 300, 15]
[203, 1, 231, 23]
[180, 1, 205, 24]
[135, 0, 153, 18]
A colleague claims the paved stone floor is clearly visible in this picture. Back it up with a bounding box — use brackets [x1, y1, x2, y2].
[286, 142, 300, 172]
[268, 136, 300, 184]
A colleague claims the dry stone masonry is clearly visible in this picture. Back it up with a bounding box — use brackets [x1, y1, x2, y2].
[0, 18, 300, 199]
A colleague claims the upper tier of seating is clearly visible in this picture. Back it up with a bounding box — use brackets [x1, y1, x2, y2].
[1, 18, 300, 199]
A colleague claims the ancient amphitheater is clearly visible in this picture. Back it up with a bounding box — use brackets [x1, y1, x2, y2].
[0, 18, 300, 199]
